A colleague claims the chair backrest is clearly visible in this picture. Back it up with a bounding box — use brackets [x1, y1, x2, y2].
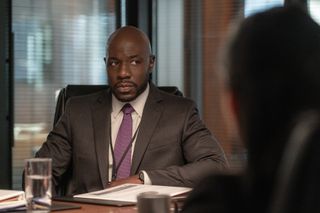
[53, 84, 183, 127]
[268, 111, 320, 213]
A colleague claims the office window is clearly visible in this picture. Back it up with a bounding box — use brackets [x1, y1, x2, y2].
[156, 0, 184, 92]
[245, 0, 284, 17]
[12, 0, 115, 190]
[309, 0, 320, 24]
[156, 0, 284, 169]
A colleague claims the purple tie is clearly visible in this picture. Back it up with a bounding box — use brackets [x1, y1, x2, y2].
[114, 104, 135, 179]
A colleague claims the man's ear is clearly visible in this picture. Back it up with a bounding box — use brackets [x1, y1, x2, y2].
[148, 55, 156, 73]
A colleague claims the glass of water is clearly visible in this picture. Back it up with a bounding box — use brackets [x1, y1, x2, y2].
[24, 158, 52, 212]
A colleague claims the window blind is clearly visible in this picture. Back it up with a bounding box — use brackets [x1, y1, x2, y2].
[12, 0, 116, 190]
[156, 0, 285, 169]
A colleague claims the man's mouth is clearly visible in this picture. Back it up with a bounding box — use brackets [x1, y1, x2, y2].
[116, 82, 134, 93]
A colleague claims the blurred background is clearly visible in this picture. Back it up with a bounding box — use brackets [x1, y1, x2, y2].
[0, 0, 319, 190]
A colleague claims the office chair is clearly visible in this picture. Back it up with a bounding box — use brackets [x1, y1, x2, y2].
[52, 84, 183, 196]
[53, 84, 183, 127]
[268, 111, 320, 213]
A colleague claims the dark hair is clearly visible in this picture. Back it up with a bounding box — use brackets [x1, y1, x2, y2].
[227, 5, 320, 210]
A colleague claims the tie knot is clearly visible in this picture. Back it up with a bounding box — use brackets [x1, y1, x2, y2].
[122, 104, 134, 115]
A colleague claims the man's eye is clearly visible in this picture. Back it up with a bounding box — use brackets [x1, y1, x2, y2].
[108, 61, 118, 66]
[131, 60, 140, 65]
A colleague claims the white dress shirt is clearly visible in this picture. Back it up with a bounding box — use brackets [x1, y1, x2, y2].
[108, 84, 151, 184]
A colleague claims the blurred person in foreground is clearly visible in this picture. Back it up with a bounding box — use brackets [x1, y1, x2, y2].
[35, 26, 227, 196]
[182, 5, 320, 213]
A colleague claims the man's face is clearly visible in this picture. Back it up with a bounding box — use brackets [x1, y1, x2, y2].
[106, 36, 154, 102]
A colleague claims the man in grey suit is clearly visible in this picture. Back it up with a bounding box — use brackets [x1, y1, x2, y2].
[36, 26, 227, 196]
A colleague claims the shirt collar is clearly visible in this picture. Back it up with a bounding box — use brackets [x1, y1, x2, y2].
[112, 83, 150, 118]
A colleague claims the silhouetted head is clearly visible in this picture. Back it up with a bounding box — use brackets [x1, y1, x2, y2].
[105, 26, 155, 102]
[226, 5, 320, 208]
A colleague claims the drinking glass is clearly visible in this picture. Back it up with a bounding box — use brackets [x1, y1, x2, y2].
[24, 158, 52, 212]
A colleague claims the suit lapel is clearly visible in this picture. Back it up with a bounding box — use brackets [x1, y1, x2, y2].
[91, 89, 112, 188]
[131, 85, 164, 174]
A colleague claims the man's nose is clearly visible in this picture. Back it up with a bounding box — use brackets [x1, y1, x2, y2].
[118, 62, 131, 78]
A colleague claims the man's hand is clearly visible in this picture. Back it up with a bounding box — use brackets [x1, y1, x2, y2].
[108, 175, 143, 188]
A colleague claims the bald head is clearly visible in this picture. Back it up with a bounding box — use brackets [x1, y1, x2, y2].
[105, 26, 155, 102]
[107, 26, 152, 56]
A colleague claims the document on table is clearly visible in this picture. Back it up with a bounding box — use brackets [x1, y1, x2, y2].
[0, 189, 26, 211]
[0, 189, 24, 202]
[74, 184, 192, 203]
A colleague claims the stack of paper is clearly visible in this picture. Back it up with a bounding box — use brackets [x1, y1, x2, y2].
[0, 189, 26, 211]
[74, 184, 192, 203]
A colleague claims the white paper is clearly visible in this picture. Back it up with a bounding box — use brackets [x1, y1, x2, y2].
[0, 189, 26, 211]
[0, 200, 26, 211]
[0, 189, 25, 202]
[74, 184, 192, 203]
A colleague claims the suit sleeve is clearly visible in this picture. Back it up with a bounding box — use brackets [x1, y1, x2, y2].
[146, 101, 228, 187]
[35, 101, 73, 195]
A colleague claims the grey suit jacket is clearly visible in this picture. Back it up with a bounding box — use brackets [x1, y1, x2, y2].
[37, 83, 227, 195]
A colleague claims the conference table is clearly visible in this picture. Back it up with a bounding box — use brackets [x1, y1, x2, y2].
[53, 200, 137, 212]
[51, 184, 188, 213]
[53, 198, 183, 212]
